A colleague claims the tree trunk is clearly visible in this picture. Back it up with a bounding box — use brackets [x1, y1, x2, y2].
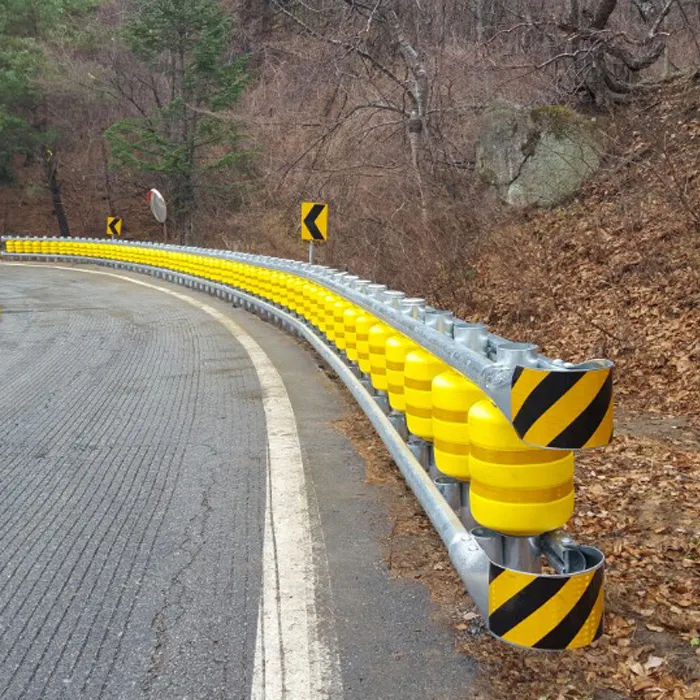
[408, 112, 428, 226]
[475, 0, 485, 42]
[100, 137, 116, 217]
[44, 147, 71, 237]
[592, 0, 619, 30]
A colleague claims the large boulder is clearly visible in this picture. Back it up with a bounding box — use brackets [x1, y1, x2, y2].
[476, 103, 601, 208]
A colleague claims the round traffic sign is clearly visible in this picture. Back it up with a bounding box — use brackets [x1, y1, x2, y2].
[148, 189, 167, 223]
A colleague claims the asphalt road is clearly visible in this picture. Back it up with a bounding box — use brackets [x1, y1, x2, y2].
[0, 264, 475, 700]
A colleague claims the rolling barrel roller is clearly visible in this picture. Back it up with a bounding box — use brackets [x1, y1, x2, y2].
[432, 371, 484, 480]
[368, 322, 393, 392]
[403, 350, 448, 441]
[385, 335, 418, 412]
[468, 400, 575, 536]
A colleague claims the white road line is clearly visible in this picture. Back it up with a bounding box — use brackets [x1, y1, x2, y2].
[5, 264, 343, 700]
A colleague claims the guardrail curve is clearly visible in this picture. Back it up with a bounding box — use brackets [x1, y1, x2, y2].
[1, 236, 613, 651]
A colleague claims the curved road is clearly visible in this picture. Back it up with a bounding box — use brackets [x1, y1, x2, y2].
[0, 264, 475, 700]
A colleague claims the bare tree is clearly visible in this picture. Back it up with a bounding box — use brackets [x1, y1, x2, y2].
[269, 0, 434, 221]
[560, 0, 675, 106]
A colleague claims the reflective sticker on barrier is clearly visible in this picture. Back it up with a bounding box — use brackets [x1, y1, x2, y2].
[511, 366, 613, 449]
[488, 563, 604, 650]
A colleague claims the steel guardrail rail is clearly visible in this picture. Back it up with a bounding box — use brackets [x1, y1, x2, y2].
[1, 236, 611, 651]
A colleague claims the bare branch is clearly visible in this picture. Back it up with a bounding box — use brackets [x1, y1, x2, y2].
[269, 0, 407, 92]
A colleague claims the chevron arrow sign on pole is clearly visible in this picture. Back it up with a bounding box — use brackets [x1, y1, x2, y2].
[301, 202, 328, 242]
[107, 217, 122, 238]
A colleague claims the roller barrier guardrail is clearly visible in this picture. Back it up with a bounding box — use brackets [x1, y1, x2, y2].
[1, 236, 613, 651]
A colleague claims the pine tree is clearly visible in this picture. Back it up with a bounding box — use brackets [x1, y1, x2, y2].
[105, 0, 250, 245]
[0, 0, 96, 237]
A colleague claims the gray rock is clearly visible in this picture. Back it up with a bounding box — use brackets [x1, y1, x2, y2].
[476, 103, 601, 207]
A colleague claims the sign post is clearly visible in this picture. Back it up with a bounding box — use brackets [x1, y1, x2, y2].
[301, 202, 328, 264]
[148, 189, 168, 241]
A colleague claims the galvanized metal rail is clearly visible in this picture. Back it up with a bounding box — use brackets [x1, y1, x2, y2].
[1, 237, 611, 651]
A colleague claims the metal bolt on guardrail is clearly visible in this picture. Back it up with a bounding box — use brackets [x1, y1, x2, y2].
[1, 236, 611, 651]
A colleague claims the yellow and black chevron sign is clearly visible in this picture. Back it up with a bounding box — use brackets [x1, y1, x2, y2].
[511, 365, 613, 449]
[488, 562, 604, 650]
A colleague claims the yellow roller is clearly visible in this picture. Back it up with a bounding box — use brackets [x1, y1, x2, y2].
[385, 335, 418, 412]
[343, 306, 361, 362]
[289, 276, 305, 314]
[403, 350, 448, 440]
[432, 371, 483, 480]
[321, 292, 338, 340]
[270, 271, 285, 306]
[300, 282, 315, 321]
[355, 312, 377, 375]
[312, 286, 329, 329]
[333, 298, 351, 350]
[368, 322, 394, 392]
[468, 400, 575, 536]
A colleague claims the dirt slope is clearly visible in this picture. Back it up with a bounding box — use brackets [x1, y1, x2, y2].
[458, 76, 700, 420]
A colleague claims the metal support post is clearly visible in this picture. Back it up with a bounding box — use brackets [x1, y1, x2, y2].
[472, 526, 504, 565]
[434, 476, 462, 514]
[503, 536, 541, 573]
[459, 482, 477, 530]
[388, 411, 409, 441]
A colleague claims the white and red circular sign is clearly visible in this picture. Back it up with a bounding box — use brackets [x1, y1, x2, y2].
[147, 188, 167, 223]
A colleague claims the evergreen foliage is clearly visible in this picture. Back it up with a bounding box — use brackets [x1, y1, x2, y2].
[104, 0, 250, 244]
[0, 0, 96, 183]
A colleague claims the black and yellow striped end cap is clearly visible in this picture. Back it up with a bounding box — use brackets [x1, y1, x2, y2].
[488, 550, 604, 650]
[511, 364, 614, 449]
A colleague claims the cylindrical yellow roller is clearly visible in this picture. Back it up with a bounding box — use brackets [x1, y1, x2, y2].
[468, 400, 575, 536]
[239, 263, 254, 293]
[231, 262, 244, 288]
[271, 271, 286, 307]
[285, 276, 301, 313]
[285, 275, 299, 312]
[210, 257, 222, 282]
[404, 350, 448, 440]
[6, 239, 17, 253]
[258, 268, 272, 299]
[300, 282, 316, 321]
[343, 306, 362, 362]
[279, 272, 292, 308]
[252, 266, 266, 296]
[322, 292, 338, 340]
[368, 322, 394, 391]
[385, 335, 418, 412]
[291, 276, 306, 314]
[311, 286, 328, 329]
[355, 312, 377, 375]
[333, 298, 351, 350]
[432, 371, 483, 480]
